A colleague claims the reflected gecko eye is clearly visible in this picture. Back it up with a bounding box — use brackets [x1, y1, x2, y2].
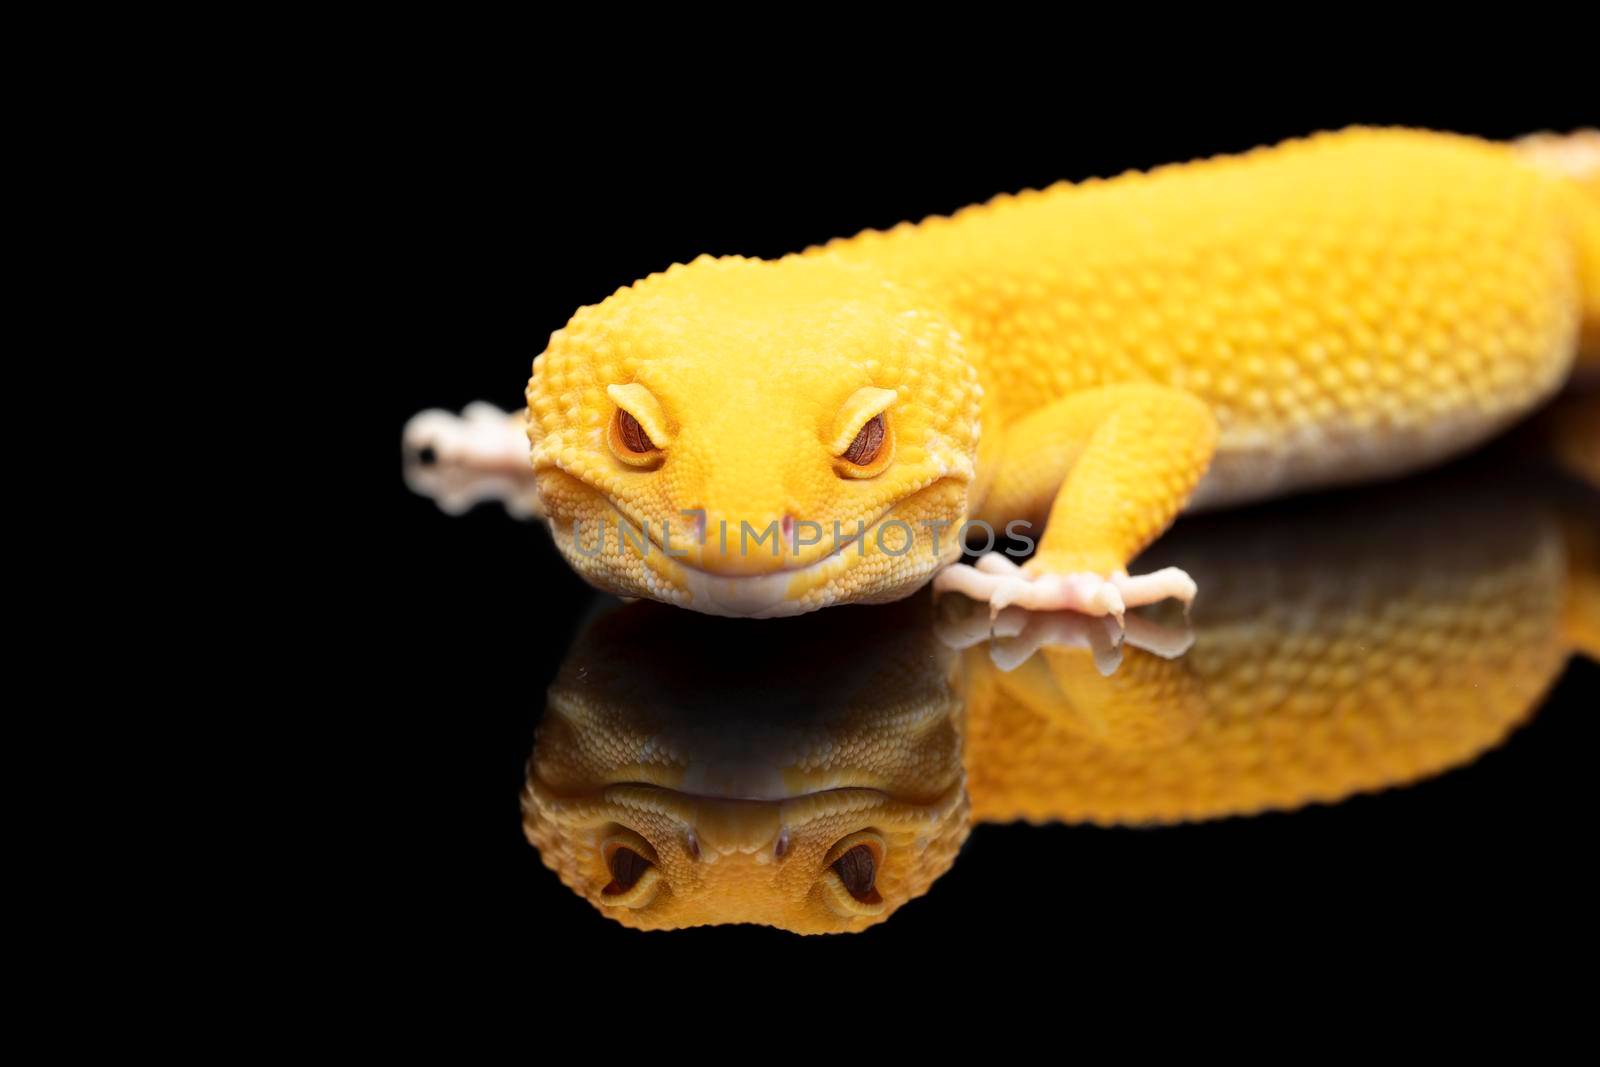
[841, 414, 886, 467]
[819, 831, 887, 917]
[831, 844, 880, 904]
[616, 409, 655, 454]
[603, 846, 653, 895]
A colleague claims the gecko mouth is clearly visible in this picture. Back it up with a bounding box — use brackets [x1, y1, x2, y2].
[659, 483, 955, 616]
[660, 515, 890, 616]
[545, 476, 960, 617]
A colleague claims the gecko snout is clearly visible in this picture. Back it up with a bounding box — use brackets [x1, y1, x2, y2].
[674, 508, 827, 576]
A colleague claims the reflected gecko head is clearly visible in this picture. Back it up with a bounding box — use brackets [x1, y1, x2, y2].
[521, 596, 970, 933]
[523, 254, 982, 617]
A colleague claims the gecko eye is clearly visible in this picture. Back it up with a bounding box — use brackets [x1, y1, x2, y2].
[838, 415, 889, 470]
[831, 844, 880, 904]
[608, 406, 663, 468]
[831, 387, 896, 478]
[597, 831, 662, 908]
[616, 410, 655, 454]
[602, 846, 653, 895]
[605, 384, 669, 467]
[820, 831, 887, 916]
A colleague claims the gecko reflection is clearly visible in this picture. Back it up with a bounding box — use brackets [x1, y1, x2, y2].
[522, 469, 1598, 933]
[523, 596, 969, 933]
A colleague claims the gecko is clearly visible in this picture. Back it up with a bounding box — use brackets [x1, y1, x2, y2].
[406, 127, 1600, 619]
[522, 464, 1598, 932]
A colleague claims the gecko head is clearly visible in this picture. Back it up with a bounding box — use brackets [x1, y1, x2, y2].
[524, 254, 982, 616]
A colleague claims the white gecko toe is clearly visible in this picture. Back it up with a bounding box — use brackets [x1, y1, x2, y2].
[1111, 567, 1198, 609]
[402, 402, 530, 472]
[934, 593, 1197, 676]
[932, 553, 1199, 621]
[934, 558, 1126, 619]
[989, 611, 1126, 675]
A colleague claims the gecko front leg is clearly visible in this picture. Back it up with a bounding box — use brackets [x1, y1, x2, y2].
[935, 383, 1217, 619]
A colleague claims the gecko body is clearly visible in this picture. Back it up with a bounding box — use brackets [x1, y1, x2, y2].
[407, 128, 1600, 617]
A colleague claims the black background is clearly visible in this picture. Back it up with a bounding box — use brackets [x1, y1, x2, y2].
[379, 81, 1596, 983]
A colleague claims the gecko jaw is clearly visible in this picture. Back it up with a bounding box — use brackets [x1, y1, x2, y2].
[646, 479, 963, 617]
[664, 521, 881, 618]
[537, 464, 968, 615]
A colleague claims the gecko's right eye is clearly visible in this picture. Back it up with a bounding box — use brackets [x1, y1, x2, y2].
[604, 846, 652, 894]
[608, 406, 663, 468]
[605, 384, 670, 468]
[842, 415, 885, 467]
[599, 831, 661, 908]
[617, 410, 654, 454]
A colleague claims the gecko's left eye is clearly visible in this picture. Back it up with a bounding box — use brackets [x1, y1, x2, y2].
[842, 415, 885, 466]
[831, 844, 879, 904]
[820, 830, 887, 916]
[831, 387, 897, 478]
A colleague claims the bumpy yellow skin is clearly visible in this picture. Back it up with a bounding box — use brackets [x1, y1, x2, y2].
[522, 473, 1597, 933]
[962, 486, 1576, 825]
[524, 127, 1600, 615]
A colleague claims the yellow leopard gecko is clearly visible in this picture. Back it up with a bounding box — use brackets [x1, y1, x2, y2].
[406, 127, 1600, 618]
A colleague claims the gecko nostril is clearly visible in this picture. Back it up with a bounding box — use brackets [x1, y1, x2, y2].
[781, 514, 794, 542]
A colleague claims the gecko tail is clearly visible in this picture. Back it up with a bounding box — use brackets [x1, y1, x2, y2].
[1515, 129, 1600, 375]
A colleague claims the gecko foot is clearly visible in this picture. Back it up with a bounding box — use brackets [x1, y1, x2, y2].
[402, 402, 530, 473]
[934, 590, 1195, 675]
[402, 403, 542, 517]
[932, 552, 1196, 622]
